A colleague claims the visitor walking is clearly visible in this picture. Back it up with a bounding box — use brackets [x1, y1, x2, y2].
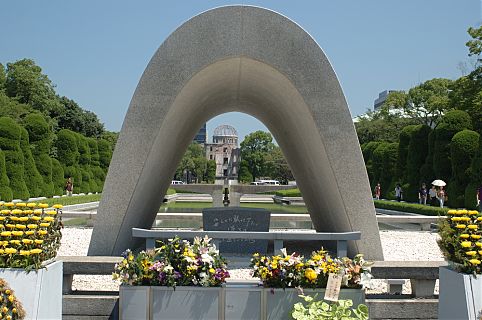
[477, 184, 482, 213]
[419, 183, 427, 205]
[374, 183, 381, 200]
[395, 184, 403, 202]
[437, 186, 445, 208]
[65, 177, 73, 197]
[429, 186, 437, 206]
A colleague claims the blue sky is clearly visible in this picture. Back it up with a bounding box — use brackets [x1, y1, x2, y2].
[0, 1, 479, 142]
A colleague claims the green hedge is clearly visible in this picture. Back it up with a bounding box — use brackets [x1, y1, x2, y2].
[0, 150, 12, 201]
[374, 200, 449, 216]
[23, 113, 51, 155]
[396, 125, 418, 181]
[24, 114, 54, 196]
[405, 125, 431, 202]
[449, 130, 480, 208]
[34, 153, 54, 197]
[0, 117, 29, 199]
[433, 110, 472, 182]
[361, 141, 382, 189]
[34, 193, 101, 207]
[373, 142, 399, 198]
[51, 158, 65, 195]
[420, 130, 436, 184]
[275, 188, 302, 197]
[56, 129, 79, 167]
[20, 127, 43, 197]
[97, 139, 112, 170]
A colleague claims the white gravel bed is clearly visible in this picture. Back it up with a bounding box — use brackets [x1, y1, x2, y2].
[58, 227, 445, 293]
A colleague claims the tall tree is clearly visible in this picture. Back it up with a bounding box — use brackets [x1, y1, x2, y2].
[0, 63, 6, 89]
[175, 143, 207, 183]
[5, 59, 62, 116]
[265, 146, 294, 184]
[240, 131, 275, 182]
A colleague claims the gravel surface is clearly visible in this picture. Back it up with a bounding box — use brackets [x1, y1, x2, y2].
[58, 227, 444, 293]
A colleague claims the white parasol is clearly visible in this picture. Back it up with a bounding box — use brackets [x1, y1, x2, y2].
[431, 179, 446, 187]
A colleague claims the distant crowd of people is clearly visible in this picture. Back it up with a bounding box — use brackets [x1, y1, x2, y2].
[374, 182, 482, 212]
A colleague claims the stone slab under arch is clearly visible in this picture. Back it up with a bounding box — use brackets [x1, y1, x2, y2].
[88, 5, 384, 260]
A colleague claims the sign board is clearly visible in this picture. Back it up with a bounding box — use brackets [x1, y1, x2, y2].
[202, 207, 270, 254]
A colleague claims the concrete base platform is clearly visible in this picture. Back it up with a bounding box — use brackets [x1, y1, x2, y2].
[62, 293, 438, 319]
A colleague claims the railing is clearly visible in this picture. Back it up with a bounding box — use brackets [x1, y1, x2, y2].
[131, 228, 361, 258]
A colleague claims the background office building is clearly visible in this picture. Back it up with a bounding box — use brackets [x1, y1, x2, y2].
[205, 125, 240, 180]
[374, 90, 398, 110]
[193, 123, 207, 144]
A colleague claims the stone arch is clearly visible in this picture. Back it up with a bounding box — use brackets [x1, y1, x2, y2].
[88, 6, 383, 259]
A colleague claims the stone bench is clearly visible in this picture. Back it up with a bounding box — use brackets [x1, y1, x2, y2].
[371, 260, 447, 297]
[59, 256, 122, 294]
[131, 228, 361, 258]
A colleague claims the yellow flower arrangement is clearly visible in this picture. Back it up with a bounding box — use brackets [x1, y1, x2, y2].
[304, 268, 317, 282]
[0, 202, 63, 269]
[461, 241, 472, 248]
[439, 207, 482, 274]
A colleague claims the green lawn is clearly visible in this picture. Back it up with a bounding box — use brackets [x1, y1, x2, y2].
[159, 201, 307, 214]
[23, 194, 102, 207]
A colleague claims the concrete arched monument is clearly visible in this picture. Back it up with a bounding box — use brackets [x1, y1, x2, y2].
[88, 6, 383, 259]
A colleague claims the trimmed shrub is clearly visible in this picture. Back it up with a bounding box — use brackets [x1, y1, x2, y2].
[0, 150, 13, 201]
[373, 142, 399, 199]
[55, 129, 79, 166]
[97, 139, 112, 170]
[76, 133, 92, 193]
[396, 125, 418, 182]
[51, 158, 65, 195]
[35, 153, 54, 197]
[465, 182, 479, 210]
[0, 117, 29, 199]
[23, 113, 51, 155]
[275, 188, 302, 197]
[405, 125, 431, 202]
[88, 138, 104, 192]
[20, 127, 43, 197]
[374, 200, 448, 216]
[433, 110, 472, 182]
[448, 130, 480, 208]
[420, 130, 436, 184]
[361, 141, 381, 188]
[469, 133, 482, 187]
[24, 113, 54, 196]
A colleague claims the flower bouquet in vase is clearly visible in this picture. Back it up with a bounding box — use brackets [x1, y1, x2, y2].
[114, 236, 229, 320]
